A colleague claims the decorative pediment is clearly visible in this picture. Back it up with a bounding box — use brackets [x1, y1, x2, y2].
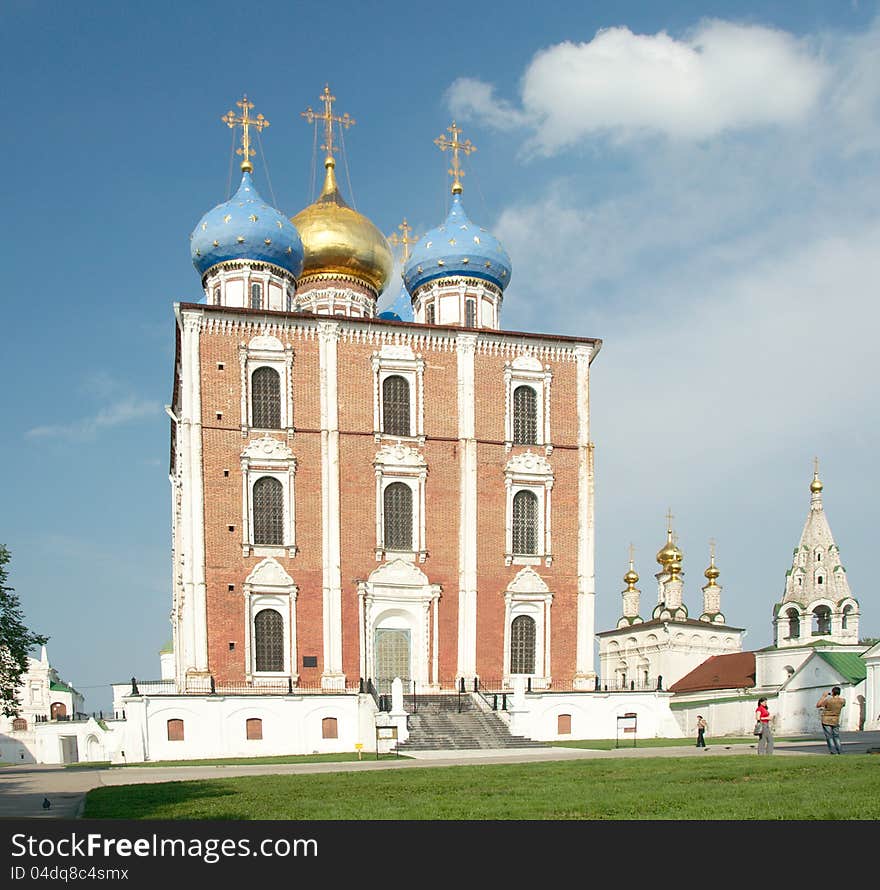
[242, 435, 295, 462]
[244, 557, 295, 590]
[505, 450, 552, 476]
[249, 334, 283, 351]
[374, 442, 426, 468]
[378, 344, 415, 361]
[507, 566, 550, 595]
[511, 354, 543, 372]
[368, 558, 430, 588]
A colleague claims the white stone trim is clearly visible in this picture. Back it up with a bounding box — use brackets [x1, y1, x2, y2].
[240, 436, 297, 558]
[242, 559, 299, 683]
[504, 450, 554, 567]
[238, 335, 294, 437]
[503, 567, 553, 689]
[373, 444, 428, 563]
[504, 355, 552, 453]
[371, 344, 425, 443]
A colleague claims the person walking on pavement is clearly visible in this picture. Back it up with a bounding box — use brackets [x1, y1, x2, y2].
[696, 715, 708, 748]
[756, 697, 774, 755]
[817, 686, 845, 754]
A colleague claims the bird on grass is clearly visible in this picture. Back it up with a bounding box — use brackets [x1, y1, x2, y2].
[42, 798, 51, 810]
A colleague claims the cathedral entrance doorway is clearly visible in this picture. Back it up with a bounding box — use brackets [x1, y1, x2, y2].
[374, 628, 411, 693]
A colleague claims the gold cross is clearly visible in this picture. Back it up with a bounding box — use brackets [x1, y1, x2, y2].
[628, 543, 635, 568]
[709, 538, 716, 560]
[434, 120, 476, 195]
[665, 508, 675, 534]
[388, 218, 419, 263]
[301, 84, 355, 161]
[813, 456, 820, 475]
[222, 95, 269, 174]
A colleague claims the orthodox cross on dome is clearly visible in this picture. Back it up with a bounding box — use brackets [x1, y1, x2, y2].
[388, 218, 419, 263]
[301, 84, 355, 163]
[434, 120, 476, 195]
[222, 94, 269, 174]
[628, 542, 636, 568]
[665, 507, 675, 536]
[709, 537, 716, 560]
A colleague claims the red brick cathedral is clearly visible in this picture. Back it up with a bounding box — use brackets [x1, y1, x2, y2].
[171, 92, 601, 698]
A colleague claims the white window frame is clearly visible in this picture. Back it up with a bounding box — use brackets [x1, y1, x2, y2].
[374, 443, 427, 563]
[372, 345, 425, 443]
[243, 558, 298, 683]
[241, 436, 297, 558]
[502, 566, 553, 689]
[504, 355, 552, 452]
[504, 450, 553, 566]
[239, 335, 294, 436]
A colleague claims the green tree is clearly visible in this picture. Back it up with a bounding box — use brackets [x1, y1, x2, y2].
[0, 545, 48, 717]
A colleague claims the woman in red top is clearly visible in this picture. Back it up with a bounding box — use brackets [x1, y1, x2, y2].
[755, 697, 774, 755]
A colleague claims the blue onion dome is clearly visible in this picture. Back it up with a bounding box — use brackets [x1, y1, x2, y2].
[403, 192, 512, 295]
[378, 310, 402, 321]
[190, 172, 304, 280]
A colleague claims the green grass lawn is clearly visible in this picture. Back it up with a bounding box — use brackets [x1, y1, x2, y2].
[82, 754, 880, 820]
[65, 752, 404, 769]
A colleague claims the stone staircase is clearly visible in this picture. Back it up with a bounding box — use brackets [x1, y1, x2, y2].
[396, 693, 547, 752]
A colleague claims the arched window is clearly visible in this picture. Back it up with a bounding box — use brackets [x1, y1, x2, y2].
[383, 482, 413, 551]
[813, 606, 831, 636]
[787, 608, 800, 639]
[465, 298, 476, 328]
[253, 477, 284, 545]
[246, 718, 263, 740]
[513, 385, 537, 445]
[213, 286, 221, 306]
[250, 282, 262, 310]
[557, 714, 571, 735]
[382, 375, 411, 437]
[167, 719, 184, 741]
[251, 366, 281, 429]
[254, 609, 284, 672]
[425, 302, 435, 325]
[510, 615, 536, 674]
[842, 605, 853, 629]
[12, 718, 27, 732]
[322, 717, 338, 739]
[512, 490, 539, 555]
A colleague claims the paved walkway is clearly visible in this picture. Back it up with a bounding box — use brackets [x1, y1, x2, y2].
[2, 731, 877, 820]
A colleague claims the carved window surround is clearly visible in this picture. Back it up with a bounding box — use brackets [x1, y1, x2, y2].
[371, 344, 425, 444]
[504, 450, 553, 567]
[243, 558, 299, 684]
[238, 334, 294, 438]
[502, 566, 553, 689]
[241, 436, 297, 558]
[374, 442, 428, 563]
[504, 355, 552, 453]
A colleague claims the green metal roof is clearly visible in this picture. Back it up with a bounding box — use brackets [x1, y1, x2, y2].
[49, 680, 72, 693]
[159, 639, 174, 655]
[816, 651, 866, 684]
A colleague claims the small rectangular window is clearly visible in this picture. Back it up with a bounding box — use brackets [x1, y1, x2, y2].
[302, 655, 318, 668]
[250, 282, 262, 310]
[465, 298, 476, 328]
[426, 302, 435, 325]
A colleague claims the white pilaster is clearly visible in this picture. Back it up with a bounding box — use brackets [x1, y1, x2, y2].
[456, 333, 478, 681]
[319, 321, 345, 689]
[574, 344, 596, 686]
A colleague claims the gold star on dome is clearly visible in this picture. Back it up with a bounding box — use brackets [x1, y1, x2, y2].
[236, 235, 245, 243]
[448, 238, 456, 246]
[249, 214, 258, 222]
[223, 214, 231, 223]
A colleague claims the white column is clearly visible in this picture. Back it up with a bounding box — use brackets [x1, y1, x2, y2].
[574, 345, 596, 687]
[457, 334, 478, 681]
[319, 321, 345, 689]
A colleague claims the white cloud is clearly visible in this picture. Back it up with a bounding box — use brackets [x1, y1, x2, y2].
[450, 20, 830, 151]
[25, 397, 160, 441]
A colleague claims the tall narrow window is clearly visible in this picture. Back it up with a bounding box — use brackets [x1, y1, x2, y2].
[512, 490, 539, 555]
[426, 302, 435, 325]
[253, 477, 284, 545]
[383, 482, 413, 551]
[254, 609, 284, 672]
[382, 375, 411, 437]
[213, 287, 221, 306]
[513, 386, 537, 445]
[465, 298, 476, 328]
[250, 282, 262, 310]
[251, 366, 281, 429]
[510, 615, 536, 674]
[814, 606, 831, 636]
[787, 608, 800, 639]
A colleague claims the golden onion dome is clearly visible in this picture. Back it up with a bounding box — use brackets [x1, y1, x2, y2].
[624, 567, 639, 587]
[656, 534, 682, 568]
[810, 471, 823, 494]
[704, 558, 720, 584]
[290, 157, 393, 296]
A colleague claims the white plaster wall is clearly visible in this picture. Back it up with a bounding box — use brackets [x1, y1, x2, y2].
[865, 645, 880, 730]
[115, 694, 363, 762]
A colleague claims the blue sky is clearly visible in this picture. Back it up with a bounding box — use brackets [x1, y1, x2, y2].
[2, 1, 878, 712]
